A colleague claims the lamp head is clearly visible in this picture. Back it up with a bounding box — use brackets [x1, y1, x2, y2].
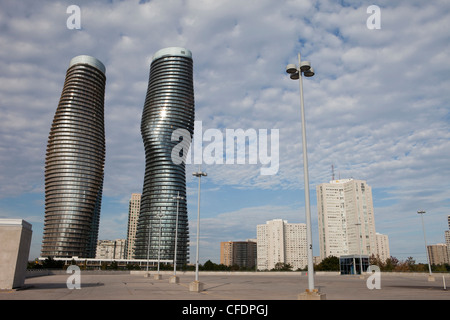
[304, 67, 315, 77]
[290, 72, 300, 80]
[286, 64, 298, 74]
[300, 61, 311, 72]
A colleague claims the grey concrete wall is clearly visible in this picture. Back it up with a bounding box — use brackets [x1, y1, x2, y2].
[0, 219, 32, 289]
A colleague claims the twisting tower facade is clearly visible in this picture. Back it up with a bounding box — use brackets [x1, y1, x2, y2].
[41, 55, 106, 258]
[134, 47, 194, 265]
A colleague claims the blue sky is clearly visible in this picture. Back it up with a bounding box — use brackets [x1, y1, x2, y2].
[0, 0, 449, 264]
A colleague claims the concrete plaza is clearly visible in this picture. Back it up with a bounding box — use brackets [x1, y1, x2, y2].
[0, 271, 449, 300]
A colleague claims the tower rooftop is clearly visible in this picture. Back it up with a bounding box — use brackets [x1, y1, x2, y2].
[152, 47, 192, 62]
[69, 55, 106, 74]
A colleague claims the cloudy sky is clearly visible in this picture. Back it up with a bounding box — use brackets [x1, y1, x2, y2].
[1, 0, 449, 264]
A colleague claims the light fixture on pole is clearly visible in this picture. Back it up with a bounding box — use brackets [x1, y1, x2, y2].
[417, 210, 435, 281]
[154, 208, 165, 280]
[286, 52, 325, 300]
[355, 221, 364, 277]
[170, 192, 184, 284]
[145, 220, 152, 277]
[190, 165, 207, 292]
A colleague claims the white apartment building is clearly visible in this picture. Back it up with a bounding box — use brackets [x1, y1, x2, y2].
[126, 193, 141, 259]
[375, 232, 390, 263]
[316, 179, 380, 260]
[257, 219, 307, 271]
[445, 231, 450, 262]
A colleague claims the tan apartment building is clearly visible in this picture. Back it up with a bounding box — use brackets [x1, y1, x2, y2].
[126, 193, 141, 259]
[220, 240, 257, 269]
[427, 244, 449, 265]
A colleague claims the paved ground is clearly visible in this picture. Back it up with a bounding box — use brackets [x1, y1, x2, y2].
[1, 271, 449, 301]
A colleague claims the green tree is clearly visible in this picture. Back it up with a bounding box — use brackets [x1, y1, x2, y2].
[271, 262, 293, 271]
[383, 256, 399, 272]
[202, 259, 217, 270]
[315, 256, 340, 271]
[42, 257, 64, 269]
[27, 259, 43, 269]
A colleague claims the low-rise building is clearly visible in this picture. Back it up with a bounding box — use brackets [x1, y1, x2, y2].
[96, 239, 126, 260]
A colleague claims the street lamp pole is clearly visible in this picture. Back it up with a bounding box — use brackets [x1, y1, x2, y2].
[157, 208, 164, 276]
[417, 210, 433, 278]
[286, 52, 316, 293]
[146, 220, 151, 273]
[355, 221, 363, 275]
[173, 192, 184, 276]
[193, 165, 207, 283]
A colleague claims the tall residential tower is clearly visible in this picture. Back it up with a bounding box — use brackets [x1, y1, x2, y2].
[134, 47, 194, 265]
[41, 55, 106, 258]
[316, 179, 379, 260]
[125, 193, 141, 259]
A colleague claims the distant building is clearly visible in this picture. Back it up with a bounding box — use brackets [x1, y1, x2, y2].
[316, 179, 380, 260]
[339, 254, 370, 275]
[256, 219, 307, 271]
[313, 256, 323, 265]
[445, 230, 450, 262]
[375, 233, 390, 263]
[125, 193, 141, 259]
[96, 239, 126, 260]
[220, 240, 257, 269]
[427, 244, 449, 265]
[444, 215, 450, 262]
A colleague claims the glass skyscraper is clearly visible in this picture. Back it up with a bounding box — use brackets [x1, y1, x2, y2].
[134, 47, 194, 265]
[41, 55, 106, 258]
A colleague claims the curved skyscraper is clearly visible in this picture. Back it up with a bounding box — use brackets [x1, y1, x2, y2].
[41, 55, 106, 258]
[134, 47, 194, 265]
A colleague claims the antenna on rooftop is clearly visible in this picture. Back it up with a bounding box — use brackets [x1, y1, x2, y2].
[331, 164, 335, 181]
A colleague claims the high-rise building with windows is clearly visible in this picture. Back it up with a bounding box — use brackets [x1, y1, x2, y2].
[316, 179, 379, 260]
[220, 240, 257, 269]
[445, 230, 450, 262]
[256, 219, 307, 270]
[134, 47, 194, 265]
[125, 193, 141, 259]
[41, 55, 106, 258]
[427, 244, 449, 265]
[444, 215, 450, 262]
[375, 232, 390, 262]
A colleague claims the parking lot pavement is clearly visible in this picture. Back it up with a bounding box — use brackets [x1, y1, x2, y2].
[1, 272, 449, 301]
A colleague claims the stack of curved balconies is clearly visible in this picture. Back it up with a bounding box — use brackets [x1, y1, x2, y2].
[41, 55, 106, 258]
[134, 47, 194, 265]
